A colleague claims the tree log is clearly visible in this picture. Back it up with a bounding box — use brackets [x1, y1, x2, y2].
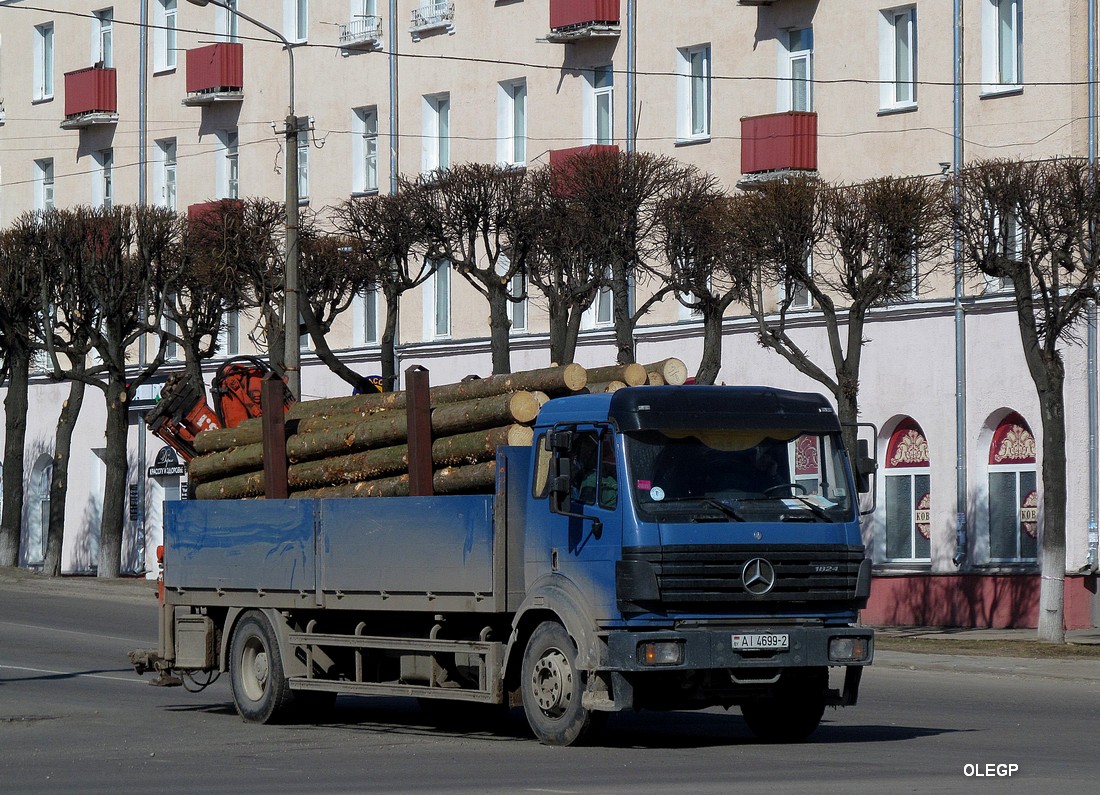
[642, 358, 688, 386]
[287, 424, 532, 490]
[190, 391, 544, 481]
[585, 363, 647, 386]
[292, 461, 497, 499]
[585, 381, 627, 394]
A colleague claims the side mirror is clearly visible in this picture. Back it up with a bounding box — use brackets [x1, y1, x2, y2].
[547, 455, 572, 515]
[856, 439, 877, 495]
[544, 428, 574, 453]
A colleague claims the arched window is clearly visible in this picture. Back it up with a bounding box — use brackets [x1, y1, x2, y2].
[27, 454, 53, 566]
[988, 412, 1037, 562]
[884, 418, 931, 562]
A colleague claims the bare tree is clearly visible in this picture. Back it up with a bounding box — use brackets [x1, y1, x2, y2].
[48, 205, 176, 577]
[331, 191, 435, 392]
[170, 210, 253, 395]
[0, 216, 45, 567]
[188, 198, 288, 376]
[524, 166, 602, 366]
[554, 149, 683, 364]
[298, 220, 381, 393]
[951, 158, 1100, 643]
[741, 175, 950, 454]
[412, 164, 532, 375]
[656, 169, 746, 384]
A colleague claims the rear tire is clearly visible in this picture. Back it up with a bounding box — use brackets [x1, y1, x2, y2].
[229, 612, 295, 724]
[741, 668, 827, 743]
[520, 622, 604, 746]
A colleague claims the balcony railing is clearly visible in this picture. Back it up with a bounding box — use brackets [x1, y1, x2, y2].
[739, 111, 817, 184]
[548, 144, 620, 194]
[61, 66, 118, 129]
[339, 15, 383, 49]
[410, 2, 454, 41]
[547, 0, 620, 43]
[183, 43, 244, 106]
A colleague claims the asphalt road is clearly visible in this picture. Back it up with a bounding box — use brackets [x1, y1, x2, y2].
[1, 576, 1097, 794]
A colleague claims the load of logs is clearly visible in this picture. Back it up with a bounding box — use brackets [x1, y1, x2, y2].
[188, 358, 688, 500]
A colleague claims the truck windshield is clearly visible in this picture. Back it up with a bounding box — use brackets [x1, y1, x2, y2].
[623, 428, 854, 524]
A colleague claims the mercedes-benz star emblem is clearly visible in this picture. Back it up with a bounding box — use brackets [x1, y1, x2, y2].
[742, 558, 776, 595]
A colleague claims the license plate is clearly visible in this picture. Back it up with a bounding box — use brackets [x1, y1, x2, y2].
[731, 633, 789, 651]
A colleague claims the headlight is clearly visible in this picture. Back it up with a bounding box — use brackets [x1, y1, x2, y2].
[638, 640, 684, 666]
[829, 636, 871, 662]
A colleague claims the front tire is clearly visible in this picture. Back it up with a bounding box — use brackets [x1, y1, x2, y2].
[520, 622, 603, 746]
[741, 668, 827, 743]
[229, 612, 295, 723]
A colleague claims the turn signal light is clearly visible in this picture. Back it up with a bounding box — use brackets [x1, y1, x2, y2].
[828, 636, 870, 662]
[156, 545, 164, 564]
[639, 640, 684, 666]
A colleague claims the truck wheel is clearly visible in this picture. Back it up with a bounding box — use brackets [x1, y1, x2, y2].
[741, 668, 827, 743]
[521, 622, 602, 746]
[230, 612, 295, 724]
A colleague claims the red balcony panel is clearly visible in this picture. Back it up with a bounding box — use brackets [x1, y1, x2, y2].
[187, 199, 244, 221]
[548, 144, 619, 169]
[64, 67, 117, 117]
[186, 43, 244, 95]
[740, 111, 817, 174]
[550, 0, 620, 30]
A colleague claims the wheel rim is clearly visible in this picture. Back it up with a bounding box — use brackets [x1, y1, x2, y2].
[529, 647, 572, 719]
[240, 634, 269, 702]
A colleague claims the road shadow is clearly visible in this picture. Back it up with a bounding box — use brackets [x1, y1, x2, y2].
[163, 695, 967, 749]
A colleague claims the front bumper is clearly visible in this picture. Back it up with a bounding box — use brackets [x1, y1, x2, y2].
[603, 624, 874, 672]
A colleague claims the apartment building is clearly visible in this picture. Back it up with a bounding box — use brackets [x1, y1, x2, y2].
[0, 0, 1096, 628]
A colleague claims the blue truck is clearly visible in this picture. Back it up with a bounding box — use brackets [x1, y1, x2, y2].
[134, 385, 875, 746]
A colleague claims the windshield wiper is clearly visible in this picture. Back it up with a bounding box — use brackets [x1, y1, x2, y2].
[652, 496, 746, 522]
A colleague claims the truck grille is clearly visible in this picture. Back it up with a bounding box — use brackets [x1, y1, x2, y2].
[622, 544, 866, 613]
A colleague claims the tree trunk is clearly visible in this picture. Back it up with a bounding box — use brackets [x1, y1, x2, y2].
[487, 285, 512, 376]
[98, 379, 129, 578]
[381, 286, 400, 392]
[0, 353, 29, 567]
[547, 299, 569, 365]
[44, 377, 86, 577]
[611, 264, 636, 365]
[695, 311, 725, 385]
[1036, 378, 1068, 644]
[301, 300, 375, 393]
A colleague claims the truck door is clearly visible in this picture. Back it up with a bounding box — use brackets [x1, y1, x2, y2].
[555, 427, 622, 618]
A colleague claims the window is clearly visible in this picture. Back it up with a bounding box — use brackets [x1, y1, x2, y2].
[425, 261, 451, 338]
[155, 0, 178, 72]
[219, 129, 239, 199]
[163, 303, 180, 362]
[35, 158, 55, 211]
[354, 107, 379, 193]
[498, 79, 527, 166]
[572, 431, 618, 510]
[509, 271, 527, 332]
[423, 93, 451, 172]
[96, 9, 114, 68]
[779, 254, 813, 310]
[297, 132, 309, 202]
[586, 66, 614, 145]
[286, 0, 308, 43]
[34, 23, 54, 100]
[780, 27, 813, 112]
[97, 149, 113, 209]
[880, 7, 916, 110]
[984, 204, 1020, 294]
[595, 284, 613, 326]
[218, 0, 239, 42]
[983, 0, 1022, 92]
[677, 45, 711, 141]
[158, 139, 177, 210]
[355, 287, 379, 346]
[218, 311, 240, 356]
[987, 413, 1038, 562]
[883, 418, 932, 563]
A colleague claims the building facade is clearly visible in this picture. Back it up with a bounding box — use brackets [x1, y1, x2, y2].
[0, 0, 1096, 627]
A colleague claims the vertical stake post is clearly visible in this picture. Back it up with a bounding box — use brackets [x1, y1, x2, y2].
[405, 365, 433, 496]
